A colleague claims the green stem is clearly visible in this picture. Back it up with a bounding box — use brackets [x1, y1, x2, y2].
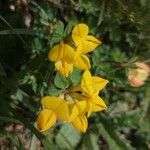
[9, 107, 57, 150]
[9, 107, 44, 140]
[0, 15, 31, 49]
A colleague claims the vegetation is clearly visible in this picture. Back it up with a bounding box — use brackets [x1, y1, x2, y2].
[0, 0, 150, 149]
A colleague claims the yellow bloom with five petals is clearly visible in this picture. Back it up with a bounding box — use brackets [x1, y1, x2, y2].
[70, 70, 108, 116]
[72, 23, 101, 54]
[81, 70, 109, 95]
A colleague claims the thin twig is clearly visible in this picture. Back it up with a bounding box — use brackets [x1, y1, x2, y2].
[0, 15, 31, 49]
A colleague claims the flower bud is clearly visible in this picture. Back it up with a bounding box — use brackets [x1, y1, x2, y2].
[135, 62, 150, 74]
[128, 62, 150, 87]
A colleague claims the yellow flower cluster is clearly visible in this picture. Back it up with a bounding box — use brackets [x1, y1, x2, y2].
[37, 23, 108, 133]
[48, 23, 101, 77]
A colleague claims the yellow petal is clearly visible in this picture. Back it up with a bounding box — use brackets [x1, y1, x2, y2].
[76, 101, 89, 113]
[89, 96, 107, 112]
[73, 55, 91, 70]
[83, 35, 101, 53]
[72, 114, 88, 133]
[81, 70, 94, 95]
[55, 61, 73, 77]
[41, 96, 63, 109]
[37, 109, 56, 132]
[75, 44, 84, 55]
[87, 111, 92, 118]
[63, 44, 75, 63]
[92, 77, 109, 91]
[69, 103, 80, 122]
[48, 42, 64, 62]
[48, 42, 75, 63]
[41, 96, 70, 121]
[72, 23, 89, 46]
[69, 101, 89, 121]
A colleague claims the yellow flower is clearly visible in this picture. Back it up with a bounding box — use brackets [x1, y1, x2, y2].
[72, 23, 101, 54]
[81, 70, 108, 114]
[71, 70, 108, 95]
[48, 41, 91, 75]
[48, 42, 75, 77]
[67, 69, 108, 132]
[70, 70, 108, 116]
[68, 101, 89, 133]
[37, 109, 56, 132]
[71, 91, 107, 117]
[48, 23, 102, 77]
[38, 23, 109, 133]
[37, 70, 108, 132]
[37, 96, 70, 132]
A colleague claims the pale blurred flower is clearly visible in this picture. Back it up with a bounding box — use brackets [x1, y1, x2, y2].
[9, 5, 15, 12]
[135, 62, 150, 74]
[24, 14, 31, 27]
[128, 62, 150, 87]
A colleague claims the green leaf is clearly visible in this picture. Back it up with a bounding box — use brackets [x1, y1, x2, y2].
[31, 1, 49, 21]
[48, 87, 62, 96]
[70, 68, 83, 84]
[56, 21, 64, 36]
[30, 135, 37, 150]
[64, 21, 74, 37]
[39, 10, 48, 21]
[109, 25, 121, 42]
[54, 73, 68, 89]
[0, 131, 23, 150]
[110, 48, 126, 62]
[0, 29, 35, 35]
[97, 114, 134, 150]
[9, 133, 24, 150]
[83, 133, 99, 150]
[32, 38, 43, 53]
[0, 116, 19, 123]
[21, 73, 37, 93]
[139, 0, 147, 6]
[56, 124, 81, 149]
[50, 21, 64, 45]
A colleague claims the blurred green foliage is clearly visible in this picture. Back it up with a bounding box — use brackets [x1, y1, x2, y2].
[0, 0, 150, 149]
